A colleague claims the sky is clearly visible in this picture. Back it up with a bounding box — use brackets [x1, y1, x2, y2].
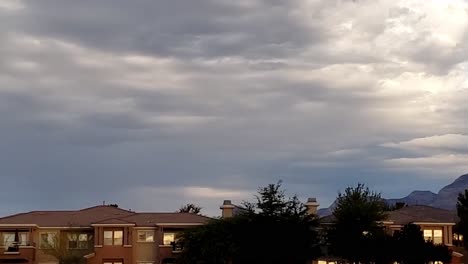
[1, 0, 468, 217]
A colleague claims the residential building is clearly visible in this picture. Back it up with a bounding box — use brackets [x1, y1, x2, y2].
[317, 204, 463, 264]
[0, 205, 210, 264]
[219, 198, 463, 264]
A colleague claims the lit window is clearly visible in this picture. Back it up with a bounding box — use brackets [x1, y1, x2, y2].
[424, 229, 443, 244]
[137, 231, 155, 242]
[104, 231, 113, 245]
[433, 230, 443, 244]
[40, 232, 57, 248]
[114, 231, 123, 245]
[163, 233, 175, 245]
[103, 230, 123, 246]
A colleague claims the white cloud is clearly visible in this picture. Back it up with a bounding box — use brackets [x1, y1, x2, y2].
[384, 154, 468, 178]
[0, 0, 23, 11]
[123, 185, 252, 216]
[383, 134, 468, 152]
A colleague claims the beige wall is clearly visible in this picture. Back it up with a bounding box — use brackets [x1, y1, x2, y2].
[36, 229, 60, 264]
[35, 228, 94, 264]
[132, 228, 158, 264]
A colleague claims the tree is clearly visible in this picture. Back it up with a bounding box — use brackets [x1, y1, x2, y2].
[41, 232, 93, 264]
[393, 224, 427, 264]
[178, 203, 202, 214]
[457, 189, 468, 248]
[429, 243, 452, 264]
[393, 224, 452, 264]
[328, 183, 388, 264]
[176, 218, 238, 264]
[177, 182, 321, 264]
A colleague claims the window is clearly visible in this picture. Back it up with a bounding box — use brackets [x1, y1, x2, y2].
[68, 233, 89, 249]
[2, 232, 29, 247]
[163, 233, 175, 245]
[40, 232, 57, 248]
[3, 233, 15, 248]
[104, 230, 123, 246]
[19, 233, 29, 246]
[424, 229, 443, 244]
[137, 231, 155, 242]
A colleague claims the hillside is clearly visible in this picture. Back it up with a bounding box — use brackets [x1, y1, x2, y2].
[430, 174, 468, 209]
[318, 173, 468, 216]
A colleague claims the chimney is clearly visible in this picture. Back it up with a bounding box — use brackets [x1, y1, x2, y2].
[220, 200, 235, 218]
[305, 197, 320, 216]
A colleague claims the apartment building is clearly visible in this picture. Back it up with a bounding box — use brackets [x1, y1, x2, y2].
[220, 198, 464, 264]
[0, 205, 211, 264]
[317, 204, 462, 264]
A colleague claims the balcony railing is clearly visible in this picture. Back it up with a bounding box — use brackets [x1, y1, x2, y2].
[1, 241, 35, 253]
[170, 241, 184, 252]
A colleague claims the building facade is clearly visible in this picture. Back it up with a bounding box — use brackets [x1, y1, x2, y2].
[317, 204, 463, 264]
[0, 205, 210, 264]
[220, 198, 464, 264]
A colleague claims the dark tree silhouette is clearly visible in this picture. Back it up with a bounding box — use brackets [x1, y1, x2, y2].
[457, 189, 468, 248]
[177, 182, 321, 264]
[178, 203, 202, 214]
[393, 224, 451, 264]
[393, 224, 427, 264]
[328, 183, 388, 264]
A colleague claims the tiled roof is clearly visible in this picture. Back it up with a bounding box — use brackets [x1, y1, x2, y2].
[320, 205, 458, 225]
[92, 218, 136, 225]
[319, 214, 336, 224]
[120, 213, 211, 226]
[0, 206, 211, 227]
[386, 205, 457, 225]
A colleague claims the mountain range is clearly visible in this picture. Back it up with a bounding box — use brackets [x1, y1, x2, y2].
[317, 173, 468, 216]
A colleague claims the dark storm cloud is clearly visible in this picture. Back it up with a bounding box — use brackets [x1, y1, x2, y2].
[16, 0, 323, 59]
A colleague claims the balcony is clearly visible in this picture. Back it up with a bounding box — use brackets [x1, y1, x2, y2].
[0, 242, 36, 262]
[170, 241, 183, 253]
[158, 242, 184, 262]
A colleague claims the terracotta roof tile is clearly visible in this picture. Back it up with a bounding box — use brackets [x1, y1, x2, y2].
[120, 213, 211, 226]
[0, 206, 211, 227]
[386, 205, 457, 225]
[319, 205, 458, 225]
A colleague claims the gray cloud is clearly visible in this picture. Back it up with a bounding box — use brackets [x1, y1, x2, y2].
[0, 0, 467, 216]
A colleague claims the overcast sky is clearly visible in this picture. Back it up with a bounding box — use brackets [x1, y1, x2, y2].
[1, 0, 468, 217]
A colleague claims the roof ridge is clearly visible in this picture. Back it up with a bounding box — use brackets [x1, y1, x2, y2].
[0, 211, 34, 220]
[92, 216, 137, 224]
[121, 212, 213, 220]
[79, 205, 133, 213]
[0, 209, 78, 220]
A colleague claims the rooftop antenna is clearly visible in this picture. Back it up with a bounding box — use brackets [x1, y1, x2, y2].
[103, 200, 106, 206]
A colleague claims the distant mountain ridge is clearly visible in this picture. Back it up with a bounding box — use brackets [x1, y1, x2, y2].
[317, 173, 468, 216]
[387, 190, 438, 207]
